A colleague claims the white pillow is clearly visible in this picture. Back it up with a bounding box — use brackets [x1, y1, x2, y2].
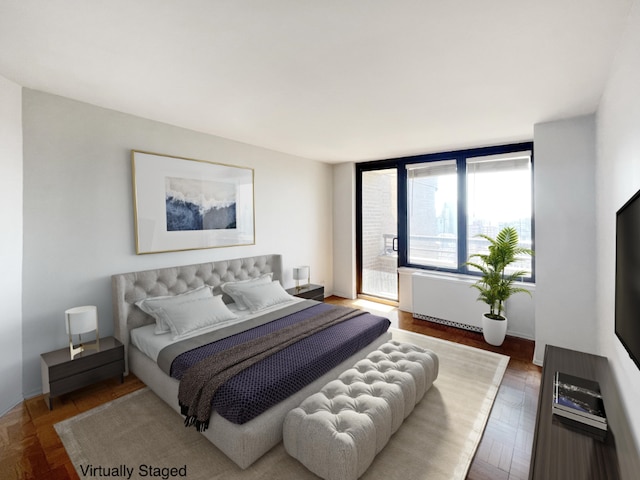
[238, 281, 295, 313]
[220, 273, 273, 310]
[136, 285, 214, 334]
[156, 294, 238, 340]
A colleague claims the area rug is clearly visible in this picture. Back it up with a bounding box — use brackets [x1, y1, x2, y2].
[55, 329, 509, 480]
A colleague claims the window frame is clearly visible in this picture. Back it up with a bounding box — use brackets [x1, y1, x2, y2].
[356, 141, 535, 283]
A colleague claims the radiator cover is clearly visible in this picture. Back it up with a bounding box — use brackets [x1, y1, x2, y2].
[411, 272, 489, 332]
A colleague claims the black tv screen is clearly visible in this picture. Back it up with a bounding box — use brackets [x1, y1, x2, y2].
[615, 187, 640, 370]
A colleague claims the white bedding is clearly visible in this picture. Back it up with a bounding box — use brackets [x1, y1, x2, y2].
[130, 297, 304, 362]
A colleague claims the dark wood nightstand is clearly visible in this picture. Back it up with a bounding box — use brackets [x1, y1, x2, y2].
[40, 336, 125, 409]
[287, 284, 325, 302]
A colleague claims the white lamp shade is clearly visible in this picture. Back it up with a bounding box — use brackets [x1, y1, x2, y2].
[65, 305, 98, 335]
[293, 266, 310, 281]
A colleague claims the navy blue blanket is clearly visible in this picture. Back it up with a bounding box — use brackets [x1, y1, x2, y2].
[170, 302, 390, 424]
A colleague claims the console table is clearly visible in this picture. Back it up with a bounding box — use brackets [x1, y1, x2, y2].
[529, 345, 620, 479]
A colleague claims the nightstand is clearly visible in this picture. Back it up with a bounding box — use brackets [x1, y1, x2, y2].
[287, 284, 325, 302]
[40, 336, 125, 409]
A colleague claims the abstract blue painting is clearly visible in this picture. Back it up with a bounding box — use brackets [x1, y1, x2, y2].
[165, 177, 237, 231]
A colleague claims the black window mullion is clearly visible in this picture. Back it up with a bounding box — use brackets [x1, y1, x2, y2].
[457, 156, 468, 272]
[355, 165, 364, 294]
[397, 162, 408, 266]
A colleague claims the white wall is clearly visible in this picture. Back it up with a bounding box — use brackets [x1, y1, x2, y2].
[332, 162, 357, 298]
[596, 0, 640, 463]
[532, 115, 597, 364]
[0, 75, 23, 415]
[21, 90, 333, 397]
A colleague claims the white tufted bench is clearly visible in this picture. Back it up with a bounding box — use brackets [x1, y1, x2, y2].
[283, 341, 439, 480]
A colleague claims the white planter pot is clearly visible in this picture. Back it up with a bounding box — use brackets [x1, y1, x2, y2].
[482, 313, 507, 346]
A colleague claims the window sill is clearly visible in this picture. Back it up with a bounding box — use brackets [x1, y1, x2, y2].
[397, 266, 536, 289]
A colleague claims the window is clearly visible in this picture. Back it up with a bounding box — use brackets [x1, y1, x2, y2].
[407, 159, 458, 269]
[466, 152, 533, 275]
[403, 144, 533, 279]
[356, 142, 534, 288]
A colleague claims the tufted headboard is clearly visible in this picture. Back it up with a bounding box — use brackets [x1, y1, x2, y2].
[111, 254, 282, 373]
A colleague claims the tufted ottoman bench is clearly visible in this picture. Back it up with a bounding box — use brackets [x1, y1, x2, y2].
[283, 340, 439, 480]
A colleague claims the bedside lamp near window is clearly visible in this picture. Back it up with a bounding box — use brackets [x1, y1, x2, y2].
[293, 266, 310, 293]
[65, 305, 99, 359]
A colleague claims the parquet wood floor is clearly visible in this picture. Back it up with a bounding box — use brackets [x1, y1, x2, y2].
[0, 374, 144, 480]
[325, 296, 542, 480]
[0, 296, 540, 480]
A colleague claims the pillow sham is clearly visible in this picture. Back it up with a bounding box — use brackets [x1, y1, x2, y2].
[238, 280, 295, 313]
[155, 294, 238, 340]
[220, 273, 273, 310]
[136, 285, 214, 334]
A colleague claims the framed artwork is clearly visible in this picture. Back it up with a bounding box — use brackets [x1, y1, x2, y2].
[131, 151, 255, 254]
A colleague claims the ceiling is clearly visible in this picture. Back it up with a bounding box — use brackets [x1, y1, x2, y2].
[0, 0, 633, 163]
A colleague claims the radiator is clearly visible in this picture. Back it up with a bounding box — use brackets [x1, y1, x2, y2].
[409, 271, 535, 338]
[411, 272, 487, 332]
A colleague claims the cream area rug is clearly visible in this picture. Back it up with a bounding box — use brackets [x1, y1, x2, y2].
[55, 329, 509, 480]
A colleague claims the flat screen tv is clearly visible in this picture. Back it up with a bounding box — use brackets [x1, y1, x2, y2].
[615, 187, 640, 370]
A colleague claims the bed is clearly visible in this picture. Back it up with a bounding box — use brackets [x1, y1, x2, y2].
[112, 254, 392, 469]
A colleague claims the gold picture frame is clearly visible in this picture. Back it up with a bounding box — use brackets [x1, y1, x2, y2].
[131, 150, 255, 254]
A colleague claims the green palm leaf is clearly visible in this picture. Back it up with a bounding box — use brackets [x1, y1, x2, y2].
[464, 226, 534, 318]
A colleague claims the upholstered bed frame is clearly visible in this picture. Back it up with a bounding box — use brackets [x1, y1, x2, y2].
[111, 254, 391, 469]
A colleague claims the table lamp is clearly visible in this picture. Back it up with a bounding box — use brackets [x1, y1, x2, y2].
[293, 266, 310, 293]
[65, 305, 99, 359]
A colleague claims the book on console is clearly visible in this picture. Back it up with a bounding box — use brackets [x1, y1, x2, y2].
[552, 371, 607, 430]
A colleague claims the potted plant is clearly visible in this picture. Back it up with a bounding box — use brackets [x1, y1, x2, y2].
[465, 226, 533, 346]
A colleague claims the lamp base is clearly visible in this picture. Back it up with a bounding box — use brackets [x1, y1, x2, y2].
[293, 266, 311, 295]
[69, 337, 100, 359]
